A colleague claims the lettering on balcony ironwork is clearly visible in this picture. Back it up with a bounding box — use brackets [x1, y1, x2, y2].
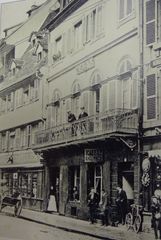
[76, 58, 95, 75]
[84, 149, 103, 163]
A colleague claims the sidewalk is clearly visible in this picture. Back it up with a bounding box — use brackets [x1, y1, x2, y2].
[2, 207, 155, 240]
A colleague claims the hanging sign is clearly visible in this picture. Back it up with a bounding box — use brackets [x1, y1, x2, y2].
[84, 149, 103, 163]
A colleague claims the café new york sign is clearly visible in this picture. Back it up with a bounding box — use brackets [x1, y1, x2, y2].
[84, 149, 103, 163]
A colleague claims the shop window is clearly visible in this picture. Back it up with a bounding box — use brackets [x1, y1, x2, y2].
[69, 166, 80, 201]
[19, 172, 42, 199]
[2, 172, 18, 195]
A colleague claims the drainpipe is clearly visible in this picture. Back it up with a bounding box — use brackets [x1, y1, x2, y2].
[137, 0, 144, 205]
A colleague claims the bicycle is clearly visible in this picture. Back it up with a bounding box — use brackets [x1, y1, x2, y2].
[125, 204, 143, 233]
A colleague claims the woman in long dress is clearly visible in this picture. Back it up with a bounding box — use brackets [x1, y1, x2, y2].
[47, 186, 57, 212]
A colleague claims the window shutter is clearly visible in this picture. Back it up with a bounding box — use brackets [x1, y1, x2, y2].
[11, 92, 14, 110]
[81, 91, 89, 113]
[0, 133, 2, 152]
[62, 33, 66, 58]
[145, 0, 156, 45]
[147, 74, 157, 119]
[132, 71, 138, 108]
[101, 85, 107, 112]
[67, 29, 72, 54]
[25, 125, 30, 148]
[109, 81, 116, 110]
[47, 106, 52, 128]
[119, 0, 125, 20]
[97, 5, 103, 36]
[4, 131, 9, 152]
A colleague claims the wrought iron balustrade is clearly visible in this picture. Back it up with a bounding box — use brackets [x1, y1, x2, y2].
[34, 108, 138, 147]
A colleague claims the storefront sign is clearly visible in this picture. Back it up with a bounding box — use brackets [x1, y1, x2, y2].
[84, 149, 103, 163]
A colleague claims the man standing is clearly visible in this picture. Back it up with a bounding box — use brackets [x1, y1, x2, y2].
[116, 185, 127, 225]
[67, 111, 76, 136]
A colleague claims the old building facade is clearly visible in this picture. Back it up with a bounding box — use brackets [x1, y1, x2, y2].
[1, 0, 160, 223]
[0, 0, 58, 211]
[33, 0, 143, 219]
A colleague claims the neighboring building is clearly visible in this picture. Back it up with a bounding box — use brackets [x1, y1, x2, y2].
[142, 0, 161, 212]
[33, 0, 142, 218]
[0, 0, 59, 211]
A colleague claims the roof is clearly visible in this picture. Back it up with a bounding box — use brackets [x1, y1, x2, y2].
[40, 8, 59, 31]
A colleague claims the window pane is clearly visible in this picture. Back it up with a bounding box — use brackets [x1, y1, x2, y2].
[127, 0, 132, 15]
[119, 0, 125, 20]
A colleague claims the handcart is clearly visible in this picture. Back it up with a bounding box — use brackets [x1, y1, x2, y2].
[0, 191, 22, 217]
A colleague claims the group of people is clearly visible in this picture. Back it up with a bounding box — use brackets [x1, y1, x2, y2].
[67, 107, 88, 135]
[87, 185, 127, 226]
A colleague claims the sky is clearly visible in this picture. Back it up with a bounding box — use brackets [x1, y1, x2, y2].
[0, 0, 46, 38]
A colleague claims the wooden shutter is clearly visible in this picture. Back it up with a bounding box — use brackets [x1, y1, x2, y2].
[145, 0, 156, 45]
[147, 74, 157, 119]
[10, 92, 14, 110]
[0, 133, 2, 152]
[62, 33, 66, 58]
[132, 71, 138, 108]
[101, 85, 107, 112]
[4, 131, 9, 152]
[81, 91, 89, 113]
[109, 81, 116, 110]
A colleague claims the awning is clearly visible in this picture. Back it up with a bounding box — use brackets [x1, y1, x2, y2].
[0, 162, 43, 169]
[148, 149, 161, 158]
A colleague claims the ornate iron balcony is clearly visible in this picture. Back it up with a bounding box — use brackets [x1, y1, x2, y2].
[34, 108, 138, 149]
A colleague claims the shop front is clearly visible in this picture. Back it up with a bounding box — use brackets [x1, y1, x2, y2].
[0, 150, 45, 211]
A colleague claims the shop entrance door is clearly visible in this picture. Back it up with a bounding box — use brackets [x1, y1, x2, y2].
[118, 162, 134, 206]
[49, 167, 59, 212]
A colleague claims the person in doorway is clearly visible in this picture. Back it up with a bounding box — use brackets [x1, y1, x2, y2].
[47, 186, 57, 213]
[116, 185, 127, 225]
[67, 111, 76, 136]
[55, 178, 59, 212]
[151, 193, 161, 239]
[73, 186, 79, 201]
[87, 188, 99, 224]
[99, 189, 109, 226]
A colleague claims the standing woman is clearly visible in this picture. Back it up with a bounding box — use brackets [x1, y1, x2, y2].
[87, 188, 99, 224]
[151, 195, 161, 239]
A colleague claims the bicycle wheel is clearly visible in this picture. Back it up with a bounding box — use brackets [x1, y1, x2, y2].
[134, 215, 142, 233]
[125, 213, 133, 230]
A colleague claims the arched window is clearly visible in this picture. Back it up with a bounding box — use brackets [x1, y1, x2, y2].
[71, 81, 81, 118]
[117, 57, 133, 110]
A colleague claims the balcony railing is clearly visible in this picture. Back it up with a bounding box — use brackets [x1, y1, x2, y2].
[34, 108, 138, 149]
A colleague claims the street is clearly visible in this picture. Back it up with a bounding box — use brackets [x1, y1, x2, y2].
[0, 213, 100, 240]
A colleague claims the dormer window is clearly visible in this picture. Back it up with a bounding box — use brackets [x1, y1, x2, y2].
[38, 52, 42, 61]
[12, 67, 16, 75]
[32, 38, 36, 47]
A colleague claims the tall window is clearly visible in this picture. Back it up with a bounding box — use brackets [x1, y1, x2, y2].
[119, 0, 133, 21]
[69, 166, 80, 201]
[118, 59, 132, 110]
[74, 21, 83, 50]
[55, 36, 62, 58]
[52, 90, 61, 126]
[71, 81, 81, 118]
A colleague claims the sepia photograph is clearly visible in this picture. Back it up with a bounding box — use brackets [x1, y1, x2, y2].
[0, 0, 159, 239]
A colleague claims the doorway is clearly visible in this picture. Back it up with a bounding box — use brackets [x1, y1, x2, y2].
[118, 162, 134, 206]
[49, 167, 59, 212]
